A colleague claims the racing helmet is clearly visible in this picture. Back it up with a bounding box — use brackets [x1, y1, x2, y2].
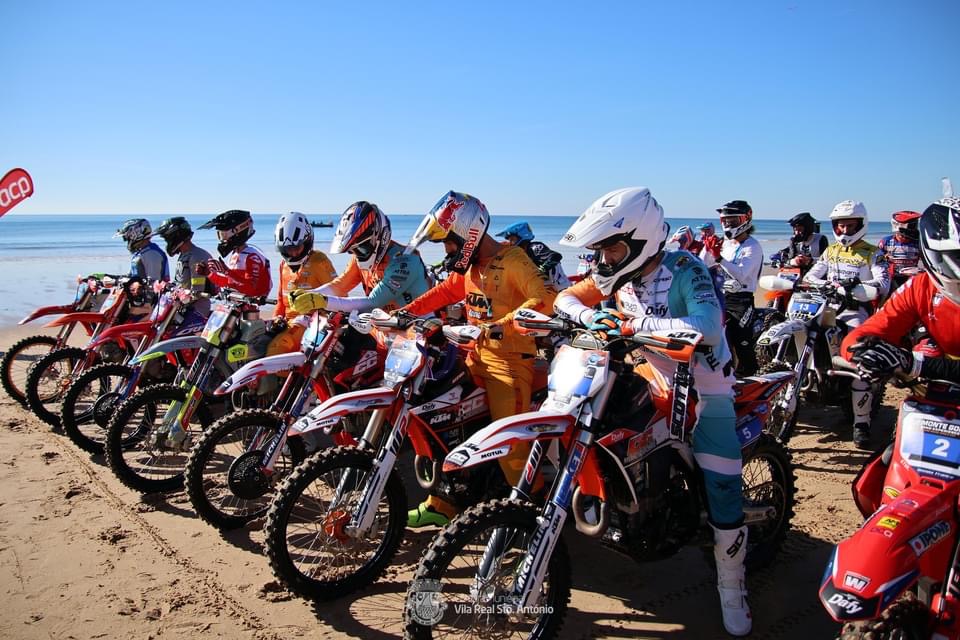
[717, 200, 753, 240]
[407, 191, 490, 275]
[670, 225, 695, 250]
[496, 221, 535, 244]
[559, 187, 667, 296]
[331, 201, 392, 270]
[788, 212, 817, 242]
[918, 197, 960, 306]
[153, 216, 193, 256]
[200, 210, 255, 258]
[829, 200, 868, 247]
[891, 210, 921, 241]
[115, 218, 153, 253]
[697, 222, 716, 237]
[275, 211, 314, 268]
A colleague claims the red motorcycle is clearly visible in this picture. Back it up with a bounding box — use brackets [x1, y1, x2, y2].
[24, 276, 145, 427]
[819, 366, 960, 638]
[1, 274, 112, 405]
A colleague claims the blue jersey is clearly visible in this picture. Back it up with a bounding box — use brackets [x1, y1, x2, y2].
[318, 242, 431, 313]
[130, 242, 169, 282]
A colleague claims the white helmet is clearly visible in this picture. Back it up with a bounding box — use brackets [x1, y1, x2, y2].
[407, 191, 490, 274]
[274, 211, 314, 267]
[829, 200, 868, 247]
[919, 197, 960, 306]
[560, 187, 667, 296]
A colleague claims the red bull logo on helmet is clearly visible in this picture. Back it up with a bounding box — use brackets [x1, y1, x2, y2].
[435, 196, 464, 231]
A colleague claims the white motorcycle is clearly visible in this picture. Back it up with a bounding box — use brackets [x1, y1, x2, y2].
[755, 275, 882, 443]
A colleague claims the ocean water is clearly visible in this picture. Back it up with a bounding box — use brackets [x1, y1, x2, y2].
[0, 213, 887, 324]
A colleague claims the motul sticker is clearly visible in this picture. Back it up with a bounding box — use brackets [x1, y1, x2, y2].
[843, 572, 870, 592]
[910, 521, 951, 556]
[0, 168, 34, 217]
[883, 486, 900, 499]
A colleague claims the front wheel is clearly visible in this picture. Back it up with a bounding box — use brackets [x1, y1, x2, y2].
[104, 383, 210, 493]
[61, 363, 133, 454]
[741, 434, 796, 570]
[25, 347, 88, 427]
[264, 446, 407, 600]
[404, 498, 571, 640]
[185, 409, 307, 530]
[1, 334, 60, 405]
[759, 361, 799, 443]
[837, 591, 929, 639]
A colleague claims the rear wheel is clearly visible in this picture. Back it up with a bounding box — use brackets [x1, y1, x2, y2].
[185, 409, 307, 530]
[104, 383, 210, 493]
[740, 434, 796, 571]
[1, 335, 59, 406]
[25, 347, 88, 427]
[404, 499, 571, 640]
[61, 363, 133, 454]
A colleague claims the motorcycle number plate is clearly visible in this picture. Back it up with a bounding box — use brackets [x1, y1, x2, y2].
[201, 306, 230, 341]
[900, 409, 960, 480]
[787, 299, 822, 319]
[384, 336, 422, 386]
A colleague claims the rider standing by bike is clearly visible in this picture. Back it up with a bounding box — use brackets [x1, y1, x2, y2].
[287, 201, 431, 315]
[877, 210, 923, 293]
[704, 200, 763, 377]
[198, 210, 272, 298]
[495, 221, 571, 292]
[803, 200, 890, 448]
[152, 216, 215, 316]
[772, 212, 828, 272]
[843, 198, 960, 386]
[266, 212, 337, 357]
[400, 191, 556, 528]
[554, 187, 751, 637]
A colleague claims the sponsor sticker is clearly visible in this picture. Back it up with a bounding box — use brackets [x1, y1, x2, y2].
[843, 572, 870, 593]
[877, 516, 900, 530]
[910, 520, 951, 556]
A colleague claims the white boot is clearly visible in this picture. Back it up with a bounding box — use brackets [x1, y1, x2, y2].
[712, 524, 752, 636]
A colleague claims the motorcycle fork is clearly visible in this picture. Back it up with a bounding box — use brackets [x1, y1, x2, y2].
[931, 524, 960, 632]
[257, 370, 313, 475]
[343, 403, 408, 536]
[165, 348, 218, 433]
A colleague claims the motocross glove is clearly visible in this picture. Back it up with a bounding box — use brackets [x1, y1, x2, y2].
[584, 310, 634, 337]
[267, 316, 288, 336]
[837, 277, 861, 300]
[848, 339, 919, 383]
[289, 290, 327, 315]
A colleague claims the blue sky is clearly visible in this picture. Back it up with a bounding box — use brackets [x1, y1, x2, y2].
[2, 1, 958, 220]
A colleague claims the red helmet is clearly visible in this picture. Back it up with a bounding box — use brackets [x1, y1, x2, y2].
[891, 210, 921, 241]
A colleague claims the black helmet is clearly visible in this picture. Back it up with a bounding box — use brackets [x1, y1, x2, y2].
[788, 212, 817, 241]
[154, 216, 193, 256]
[200, 210, 255, 257]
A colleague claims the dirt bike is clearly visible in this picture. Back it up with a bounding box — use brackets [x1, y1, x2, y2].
[263, 309, 548, 601]
[24, 276, 144, 427]
[819, 362, 960, 639]
[103, 289, 275, 493]
[403, 310, 796, 639]
[59, 284, 208, 454]
[184, 309, 386, 530]
[762, 258, 803, 314]
[1, 274, 110, 405]
[755, 276, 884, 443]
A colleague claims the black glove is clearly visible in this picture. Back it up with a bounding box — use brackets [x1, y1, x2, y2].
[848, 339, 914, 383]
[267, 316, 288, 336]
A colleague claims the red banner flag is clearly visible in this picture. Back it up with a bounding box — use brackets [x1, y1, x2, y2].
[0, 168, 34, 217]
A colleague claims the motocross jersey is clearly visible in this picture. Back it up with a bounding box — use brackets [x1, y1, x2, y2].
[404, 245, 556, 356]
[525, 241, 571, 291]
[207, 244, 272, 298]
[842, 272, 960, 383]
[718, 235, 762, 294]
[555, 251, 735, 396]
[877, 234, 921, 280]
[803, 240, 890, 297]
[274, 251, 337, 321]
[315, 242, 430, 314]
[776, 233, 828, 264]
[174, 244, 215, 316]
[131, 242, 169, 283]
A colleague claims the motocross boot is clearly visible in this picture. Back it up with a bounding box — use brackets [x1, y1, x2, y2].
[712, 524, 752, 636]
[851, 379, 873, 450]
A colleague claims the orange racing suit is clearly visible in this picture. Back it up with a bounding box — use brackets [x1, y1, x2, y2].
[266, 251, 337, 356]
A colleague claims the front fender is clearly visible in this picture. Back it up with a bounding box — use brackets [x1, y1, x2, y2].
[757, 318, 806, 346]
[443, 411, 574, 473]
[19, 304, 76, 325]
[43, 311, 106, 328]
[216, 352, 307, 395]
[289, 387, 397, 435]
[88, 320, 153, 351]
[130, 335, 206, 364]
[819, 484, 953, 623]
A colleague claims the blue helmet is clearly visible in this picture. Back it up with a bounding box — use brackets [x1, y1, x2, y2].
[496, 221, 535, 243]
[697, 222, 715, 234]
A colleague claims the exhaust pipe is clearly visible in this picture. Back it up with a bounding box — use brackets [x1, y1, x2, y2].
[572, 486, 609, 537]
